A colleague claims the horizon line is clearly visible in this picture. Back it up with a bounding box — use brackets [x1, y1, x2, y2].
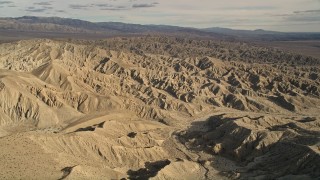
[1, 15, 320, 33]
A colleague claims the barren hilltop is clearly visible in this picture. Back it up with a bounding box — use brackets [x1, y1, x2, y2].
[0, 17, 319, 179]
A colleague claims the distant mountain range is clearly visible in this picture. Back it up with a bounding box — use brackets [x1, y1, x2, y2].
[203, 27, 320, 41]
[1, 16, 320, 41]
[0, 16, 217, 37]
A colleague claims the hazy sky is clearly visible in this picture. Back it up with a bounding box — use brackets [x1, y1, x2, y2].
[0, 0, 320, 32]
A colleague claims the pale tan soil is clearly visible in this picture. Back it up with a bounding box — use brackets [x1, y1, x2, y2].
[0, 37, 319, 179]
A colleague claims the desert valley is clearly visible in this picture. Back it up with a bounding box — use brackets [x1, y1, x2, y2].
[0, 16, 319, 179]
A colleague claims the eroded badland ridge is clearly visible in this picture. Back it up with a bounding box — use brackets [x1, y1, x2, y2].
[0, 36, 319, 179]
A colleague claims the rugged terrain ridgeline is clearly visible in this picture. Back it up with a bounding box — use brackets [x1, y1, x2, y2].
[0, 36, 319, 179]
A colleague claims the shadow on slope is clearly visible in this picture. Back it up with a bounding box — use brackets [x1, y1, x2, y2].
[176, 114, 320, 179]
[127, 160, 171, 180]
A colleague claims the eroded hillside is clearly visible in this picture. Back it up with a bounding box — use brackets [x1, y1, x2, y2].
[0, 37, 319, 179]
